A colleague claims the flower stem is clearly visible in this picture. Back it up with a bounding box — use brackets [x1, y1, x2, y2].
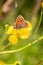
[0, 35, 43, 54]
[1, 43, 11, 51]
[33, 6, 43, 37]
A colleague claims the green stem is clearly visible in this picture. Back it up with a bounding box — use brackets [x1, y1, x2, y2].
[33, 7, 42, 37]
[0, 35, 43, 54]
[0, 29, 8, 45]
[1, 43, 11, 51]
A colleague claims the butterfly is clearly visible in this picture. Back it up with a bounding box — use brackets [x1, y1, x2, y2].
[14, 15, 28, 29]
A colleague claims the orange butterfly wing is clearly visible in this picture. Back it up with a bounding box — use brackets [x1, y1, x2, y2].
[16, 15, 24, 26]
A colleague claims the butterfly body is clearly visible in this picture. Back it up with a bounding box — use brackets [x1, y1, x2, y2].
[14, 15, 28, 29]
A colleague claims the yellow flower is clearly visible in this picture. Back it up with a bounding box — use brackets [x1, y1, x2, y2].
[14, 61, 21, 65]
[6, 26, 18, 44]
[18, 28, 30, 39]
[6, 21, 32, 44]
[41, 2, 43, 7]
[0, 60, 5, 65]
[6, 26, 17, 35]
[17, 21, 32, 39]
[8, 35, 18, 44]
[5, 24, 9, 30]
[27, 21, 32, 31]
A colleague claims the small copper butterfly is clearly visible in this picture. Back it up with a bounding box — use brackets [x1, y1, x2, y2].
[14, 15, 28, 29]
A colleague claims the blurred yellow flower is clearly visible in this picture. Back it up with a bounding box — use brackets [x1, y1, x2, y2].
[18, 28, 29, 39]
[41, 2, 43, 7]
[0, 60, 5, 65]
[14, 61, 21, 65]
[6, 26, 17, 35]
[6, 21, 32, 44]
[8, 35, 18, 44]
[5, 24, 9, 30]
[18, 21, 32, 39]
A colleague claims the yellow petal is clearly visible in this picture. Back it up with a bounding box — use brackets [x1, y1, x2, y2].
[8, 35, 18, 44]
[6, 26, 17, 36]
[18, 28, 30, 39]
[27, 21, 32, 31]
[17, 21, 32, 39]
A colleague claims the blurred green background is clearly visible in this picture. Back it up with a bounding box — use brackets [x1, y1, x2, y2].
[0, 0, 43, 65]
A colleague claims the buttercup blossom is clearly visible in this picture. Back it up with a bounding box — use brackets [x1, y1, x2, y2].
[5, 24, 9, 30]
[9, 35, 18, 44]
[5, 21, 32, 44]
[17, 21, 32, 39]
